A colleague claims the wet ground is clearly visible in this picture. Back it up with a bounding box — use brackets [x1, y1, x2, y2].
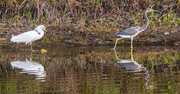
[0, 45, 180, 93]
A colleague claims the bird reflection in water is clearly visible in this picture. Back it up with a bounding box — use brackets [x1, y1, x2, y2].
[114, 49, 150, 89]
[11, 59, 46, 82]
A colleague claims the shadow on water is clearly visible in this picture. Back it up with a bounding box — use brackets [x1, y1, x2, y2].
[1, 46, 180, 93]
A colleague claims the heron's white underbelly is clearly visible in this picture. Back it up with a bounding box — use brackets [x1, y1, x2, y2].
[119, 35, 132, 38]
[118, 31, 142, 38]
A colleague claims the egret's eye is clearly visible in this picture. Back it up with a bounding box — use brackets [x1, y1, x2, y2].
[43, 27, 46, 30]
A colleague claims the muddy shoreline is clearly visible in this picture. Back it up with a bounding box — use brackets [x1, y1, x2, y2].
[1, 25, 180, 49]
[0, 0, 180, 48]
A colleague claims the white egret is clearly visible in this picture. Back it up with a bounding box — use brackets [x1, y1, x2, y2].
[11, 25, 46, 51]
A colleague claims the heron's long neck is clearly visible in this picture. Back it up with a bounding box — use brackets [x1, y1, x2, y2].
[140, 11, 149, 31]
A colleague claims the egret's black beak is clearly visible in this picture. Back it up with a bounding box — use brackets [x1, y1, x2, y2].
[46, 29, 52, 34]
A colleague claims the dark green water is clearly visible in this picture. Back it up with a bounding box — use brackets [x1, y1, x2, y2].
[0, 46, 180, 94]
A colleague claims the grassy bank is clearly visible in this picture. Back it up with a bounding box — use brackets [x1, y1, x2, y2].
[0, 0, 180, 46]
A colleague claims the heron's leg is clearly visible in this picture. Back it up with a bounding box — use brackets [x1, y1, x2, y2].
[130, 46, 134, 61]
[113, 38, 122, 49]
[113, 49, 120, 60]
[131, 38, 134, 49]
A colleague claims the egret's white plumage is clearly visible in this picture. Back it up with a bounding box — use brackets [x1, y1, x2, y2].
[11, 59, 44, 71]
[11, 59, 46, 81]
[11, 25, 46, 51]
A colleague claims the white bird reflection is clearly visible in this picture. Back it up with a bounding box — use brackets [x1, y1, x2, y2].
[114, 49, 150, 89]
[11, 59, 46, 82]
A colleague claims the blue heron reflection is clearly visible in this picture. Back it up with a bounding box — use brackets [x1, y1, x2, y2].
[114, 49, 150, 89]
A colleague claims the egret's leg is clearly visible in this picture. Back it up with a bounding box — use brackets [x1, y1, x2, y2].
[131, 38, 134, 49]
[31, 45, 33, 51]
[23, 45, 26, 52]
[113, 38, 122, 49]
[30, 42, 35, 52]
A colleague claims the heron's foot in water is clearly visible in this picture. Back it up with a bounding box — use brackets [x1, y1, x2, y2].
[113, 47, 116, 50]
[110, 47, 116, 50]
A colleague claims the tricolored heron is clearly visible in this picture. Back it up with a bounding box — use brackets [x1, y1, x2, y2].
[11, 25, 46, 52]
[114, 49, 150, 89]
[113, 5, 156, 49]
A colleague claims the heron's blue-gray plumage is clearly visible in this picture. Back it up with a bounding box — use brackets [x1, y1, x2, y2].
[116, 61, 141, 71]
[114, 8, 152, 38]
[114, 27, 140, 36]
[113, 7, 155, 49]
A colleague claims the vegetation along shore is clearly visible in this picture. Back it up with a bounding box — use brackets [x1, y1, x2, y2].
[0, 0, 180, 48]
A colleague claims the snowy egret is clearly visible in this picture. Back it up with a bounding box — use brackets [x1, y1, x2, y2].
[11, 25, 46, 51]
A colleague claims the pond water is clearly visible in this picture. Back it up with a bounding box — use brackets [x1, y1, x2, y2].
[0, 45, 180, 94]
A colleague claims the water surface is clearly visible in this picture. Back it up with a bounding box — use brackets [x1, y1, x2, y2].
[0, 46, 180, 94]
